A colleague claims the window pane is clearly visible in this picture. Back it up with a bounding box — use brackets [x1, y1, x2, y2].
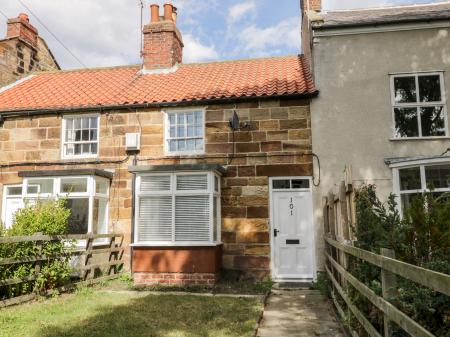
[4, 198, 24, 229]
[82, 130, 89, 141]
[195, 139, 204, 150]
[187, 125, 195, 137]
[273, 180, 290, 189]
[65, 144, 74, 156]
[95, 179, 109, 194]
[66, 130, 75, 142]
[168, 114, 176, 125]
[425, 164, 450, 189]
[401, 193, 422, 215]
[394, 76, 417, 103]
[67, 198, 89, 234]
[186, 112, 195, 124]
[420, 106, 445, 137]
[82, 117, 89, 129]
[292, 179, 310, 189]
[399, 167, 421, 191]
[61, 178, 88, 193]
[6, 186, 22, 196]
[177, 174, 208, 190]
[140, 175, 171, 192]
[138, 196, 172, 241]
[75, 130, 82, 141]
[90, 129, 97, 141]
[91, 143, 98, 154]
[82, 144, 90, 154]
[419, 75, 441, 102]
[177, 113, 184, 125]
[394, 108, 419, 137]
[66, 118, 74, 129]
[90, 117, 98, 129]
[213, 196, 219, 242]
[195, 111, 203, 124]
[194, 124, 203, 137]
[27, 179, 53, 194]
[186, 139, 195, 150]
[214, 176, 219, 192]
[177, 125, 185, 137]
[74, 144, 82, 155]
[175, 195, 210, 241]
[177, 140, 186, 151]
[169, 140, 177, 152]
[74, 118, 81, 129]
[92, 198, 107, 235]
[169, 126, 176, 138]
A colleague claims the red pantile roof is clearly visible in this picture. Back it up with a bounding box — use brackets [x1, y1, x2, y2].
[0, 55, 317, 112]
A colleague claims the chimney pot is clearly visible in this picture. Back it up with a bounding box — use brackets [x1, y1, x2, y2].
[150, 4, 159, 23]
[163, 3, 174, 21]
[18, 13, 29, 22]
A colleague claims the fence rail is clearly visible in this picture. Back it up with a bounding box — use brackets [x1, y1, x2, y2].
[0, 232, 125, 308]
[323, 181, 450, 337]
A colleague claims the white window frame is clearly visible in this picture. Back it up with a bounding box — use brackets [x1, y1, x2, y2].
[1, 176, 109, 242]
[390, 72, 448, 139]
[392, 158, 450, 217]
[1, 184, 23, 229]
[61, 114, 100, 159]
[133, 170, 221, 246]
[164, 108, 206, 156]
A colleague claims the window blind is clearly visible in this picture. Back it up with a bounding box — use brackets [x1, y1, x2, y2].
[175, 195, 210, 241]
[138, 196, 172, 241]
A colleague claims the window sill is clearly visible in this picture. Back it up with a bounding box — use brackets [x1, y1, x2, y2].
[390, 136, 450, 141]
[130, 242, 222, 248]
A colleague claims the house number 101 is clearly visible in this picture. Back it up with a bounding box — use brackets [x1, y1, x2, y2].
[289, 198, 294, 216]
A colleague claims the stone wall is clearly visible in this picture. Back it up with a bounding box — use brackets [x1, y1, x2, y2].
[0, 98, 313, 279]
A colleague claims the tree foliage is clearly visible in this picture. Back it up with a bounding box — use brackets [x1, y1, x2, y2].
[0, 199, 73, 299]
[349, 185, 450, 337]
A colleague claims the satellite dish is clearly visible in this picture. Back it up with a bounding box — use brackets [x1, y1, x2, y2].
[229, 110, 240, 131]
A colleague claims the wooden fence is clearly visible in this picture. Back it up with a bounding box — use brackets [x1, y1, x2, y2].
[0, 233, 124, 308]
[323, 181, 450, 337]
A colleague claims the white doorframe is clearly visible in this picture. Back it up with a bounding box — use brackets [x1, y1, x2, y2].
[269, 176, 317, 282]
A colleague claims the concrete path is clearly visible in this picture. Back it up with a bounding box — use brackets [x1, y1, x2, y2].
[256, 289, 345, 337]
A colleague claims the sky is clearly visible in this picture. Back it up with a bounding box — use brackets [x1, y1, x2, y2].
[0, 0, 445, 69]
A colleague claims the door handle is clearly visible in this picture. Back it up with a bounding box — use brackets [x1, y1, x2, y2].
[274, 229, 280, 237]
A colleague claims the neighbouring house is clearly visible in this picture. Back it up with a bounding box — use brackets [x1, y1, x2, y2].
[301, 0, 450, 265]
[0, 13, 60, 87]
[0, 4, 319, 284]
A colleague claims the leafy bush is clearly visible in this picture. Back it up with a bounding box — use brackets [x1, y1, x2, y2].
[348, 185, 450, 337]
[0, 199, 73, 299]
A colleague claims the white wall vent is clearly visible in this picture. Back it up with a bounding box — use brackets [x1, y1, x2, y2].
[125, 133, 141, 151]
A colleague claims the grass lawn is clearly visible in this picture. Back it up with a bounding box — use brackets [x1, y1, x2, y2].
[0, 287, 262, 337]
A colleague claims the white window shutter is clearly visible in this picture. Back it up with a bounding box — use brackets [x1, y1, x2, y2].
[175, 195, 210, 241]
[138, 196, 172, 241]
[176, 174, 208, 190]
[141, 176, 171, 192]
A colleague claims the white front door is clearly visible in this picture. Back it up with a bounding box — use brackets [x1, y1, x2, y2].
[270, 177, 315, 281]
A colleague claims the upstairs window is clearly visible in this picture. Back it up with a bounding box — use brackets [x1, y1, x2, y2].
[391, 73, 447, 138]
[135, 172, 221, 245]
[165, 110, 204, 154]
[62, 115, 99, 158]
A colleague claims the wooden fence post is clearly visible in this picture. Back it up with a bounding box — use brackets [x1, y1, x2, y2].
[108, 235, 117, 275]
[381, 248, 397, 337]
[34, 232, 43, 293]
[84, 234, 94, 280]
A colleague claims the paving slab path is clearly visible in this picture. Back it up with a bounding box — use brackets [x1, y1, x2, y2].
[256, 289, 345, 337]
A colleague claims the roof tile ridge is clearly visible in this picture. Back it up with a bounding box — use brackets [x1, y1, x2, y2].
[179, 55, 300, 67]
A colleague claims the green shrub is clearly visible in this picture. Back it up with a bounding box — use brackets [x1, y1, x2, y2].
[0, 199, 73, 299]
[349, 185, 450, 337]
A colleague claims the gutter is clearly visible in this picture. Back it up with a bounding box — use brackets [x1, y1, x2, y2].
[313, 17, 450, 31]
[0, 92, 319, 121]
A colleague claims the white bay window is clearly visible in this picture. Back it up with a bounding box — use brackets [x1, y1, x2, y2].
[2, 173, 110, 238]
[135, 171, 221, 245]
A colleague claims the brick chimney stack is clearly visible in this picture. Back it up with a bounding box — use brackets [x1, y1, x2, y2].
[300, 0, 321, 13]
[6, 13, 38, 48]
[142, 3, 183, 72]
